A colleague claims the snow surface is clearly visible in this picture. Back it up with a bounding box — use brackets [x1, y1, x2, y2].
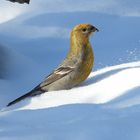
[9, 61, 140, 110]
[1, 61, 140, 140]
[0, 0, 140, 140]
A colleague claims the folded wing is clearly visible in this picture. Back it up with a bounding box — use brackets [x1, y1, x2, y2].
[40, 66, 74, 88]
[7, 66, 74, 107]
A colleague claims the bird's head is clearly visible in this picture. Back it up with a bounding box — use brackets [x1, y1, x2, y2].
[69, 24, 98, 56]
[70, 24, 99, 49]
[72, 24, 99, 39]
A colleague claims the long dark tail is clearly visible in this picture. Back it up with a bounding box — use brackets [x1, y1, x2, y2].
[7, 87, 46, 107]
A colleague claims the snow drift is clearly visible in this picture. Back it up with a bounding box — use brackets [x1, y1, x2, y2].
[0, 61, 140, 140]
[0, 1, 140, 140]
[3, 61, 139, 111]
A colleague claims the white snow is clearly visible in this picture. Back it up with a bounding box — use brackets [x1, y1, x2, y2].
[0, 1, 140, 140]
[12, 61, 139, 110]
[0, 61, 140, 140]
[0, 1, 29, 24]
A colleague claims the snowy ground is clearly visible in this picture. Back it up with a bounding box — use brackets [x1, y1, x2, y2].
[0, 0, 140, 140]
[1, 61, 140, 140]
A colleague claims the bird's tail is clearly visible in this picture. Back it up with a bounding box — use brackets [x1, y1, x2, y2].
[7, 87, 45, 107]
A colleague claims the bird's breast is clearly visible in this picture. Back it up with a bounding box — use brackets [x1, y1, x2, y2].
[73, 44, 94, 84]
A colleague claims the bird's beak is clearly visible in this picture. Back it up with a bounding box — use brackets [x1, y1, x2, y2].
[95, 27, 99, 32]
[90, 26, 99, 32]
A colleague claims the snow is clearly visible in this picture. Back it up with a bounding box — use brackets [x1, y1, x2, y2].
[0, 1, 28, 24]
[0, 61, 140, 140]
[14, 61, 140, 110]
[0, 62, 140, 140]
[0, 0, 140, 140]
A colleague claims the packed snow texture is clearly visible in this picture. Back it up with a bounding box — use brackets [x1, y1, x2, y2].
[0, 0, 140, 140]
[1, 61, 140, 140]
[13, 61, 140, 110]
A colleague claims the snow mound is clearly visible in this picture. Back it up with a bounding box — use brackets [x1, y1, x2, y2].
[0, 45, 43, 108]
[6, 61, 140, 111]
[0, 61, 140, 140]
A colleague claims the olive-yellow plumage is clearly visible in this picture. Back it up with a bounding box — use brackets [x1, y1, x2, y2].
[7, 23, 99, 107]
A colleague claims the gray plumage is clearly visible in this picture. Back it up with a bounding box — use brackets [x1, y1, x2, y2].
[7, 24, 99, 107]
[7, 65, 75, 107]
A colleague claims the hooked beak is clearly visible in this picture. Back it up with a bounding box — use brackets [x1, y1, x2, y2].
[95, 27, 99, 32]
[90, 26, 99, 32]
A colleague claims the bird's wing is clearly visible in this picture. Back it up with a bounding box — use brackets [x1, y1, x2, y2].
[7, 0, 30, 4]
[6, 66, 74, 107]
[39, 66, 75, 89]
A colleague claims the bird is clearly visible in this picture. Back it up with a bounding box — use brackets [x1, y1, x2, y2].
[7, 24, 99, 107]
[7, 0, 30, 4]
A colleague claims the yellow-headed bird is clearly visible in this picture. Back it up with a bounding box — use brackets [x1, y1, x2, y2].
[7, 24, 99, 107]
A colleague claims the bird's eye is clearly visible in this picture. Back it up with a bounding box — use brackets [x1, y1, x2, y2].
[82, 28, 87, 32]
